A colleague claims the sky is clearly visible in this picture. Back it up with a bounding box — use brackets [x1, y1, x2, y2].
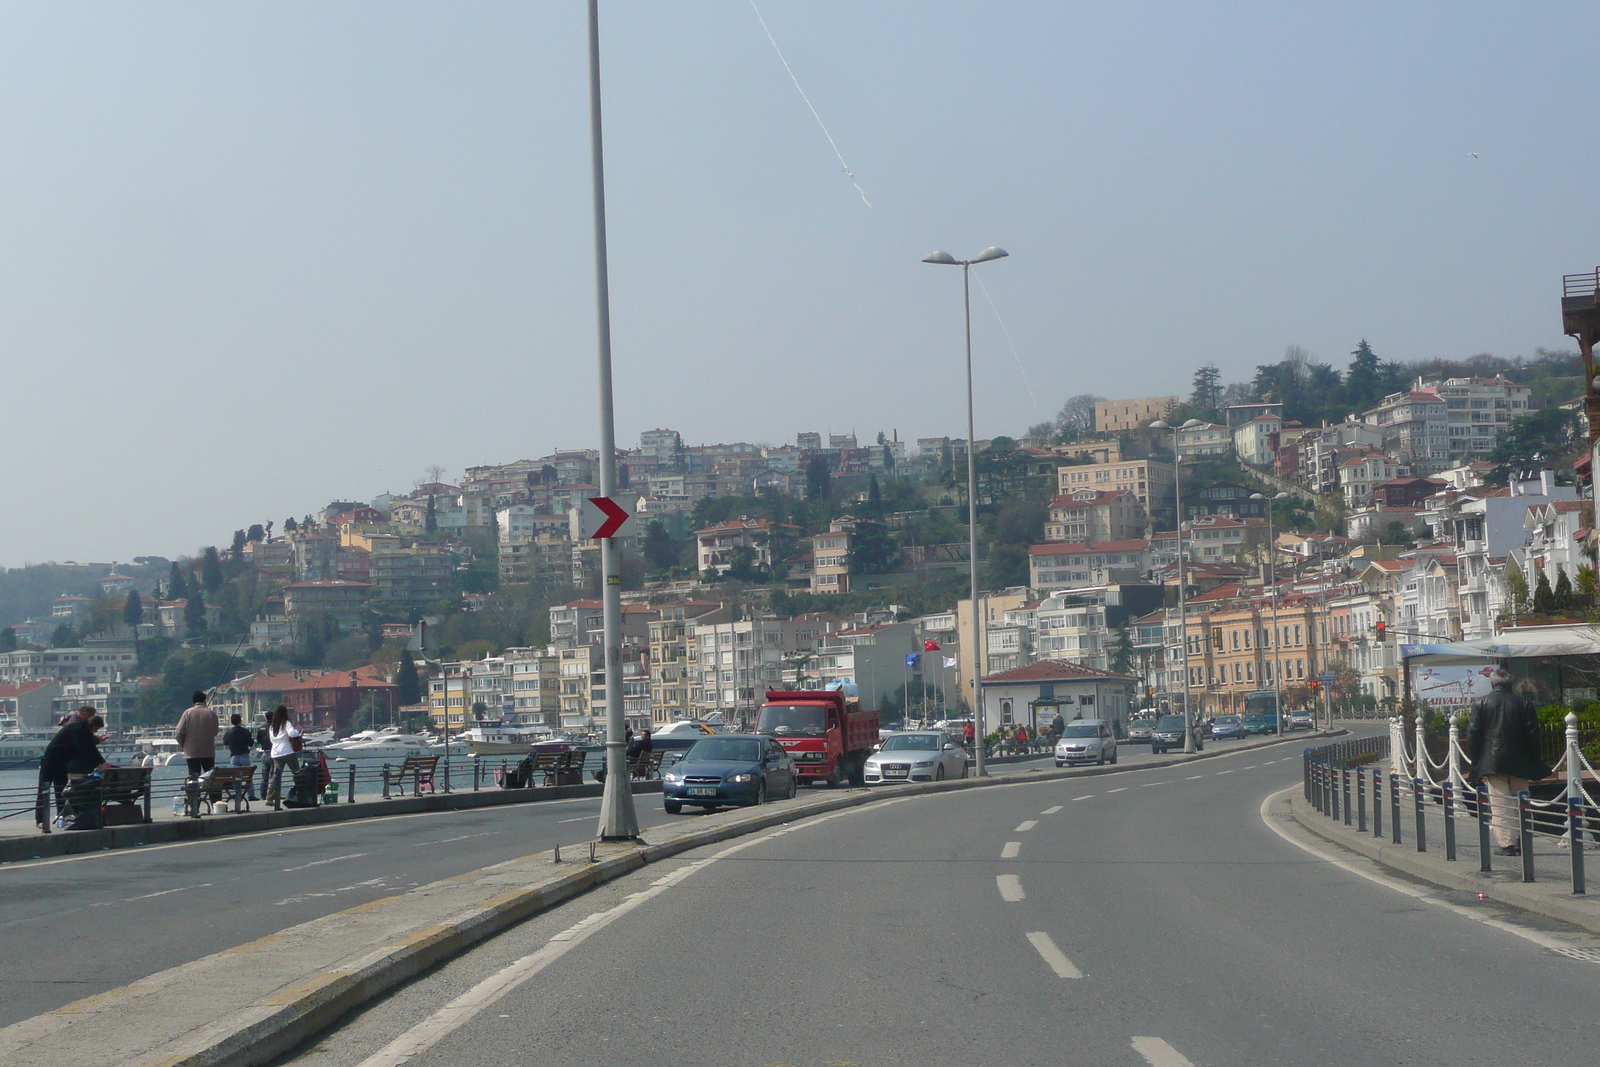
[3, 1, 1598, 566]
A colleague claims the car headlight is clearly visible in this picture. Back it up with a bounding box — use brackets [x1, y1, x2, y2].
[663, 772, 680, 783]
[729, 773, 755, 783]
[912, 759, 936, 767]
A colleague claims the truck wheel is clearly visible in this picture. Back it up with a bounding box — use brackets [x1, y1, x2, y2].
[664, 799, 682, 814]
[826, 761, 844, 788]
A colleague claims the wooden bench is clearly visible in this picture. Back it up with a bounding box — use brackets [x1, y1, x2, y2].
[553, 750, 588, 786]
[202, 765, 257, 814]
[98, 766, 153, 826]
[386, 755, 440, 796]
[630, 750, 666, 781]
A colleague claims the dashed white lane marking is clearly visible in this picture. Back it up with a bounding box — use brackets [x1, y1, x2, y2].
[1001, 841, 1021, 859]
[1184, 775, 1204, 780]
[1141, 781, 1169, 787]
[1244, 765, 1258, 769]
[282, 852, 366, 872]
[1026, 931, 1082, 978]
[1014, 820, 1038, 832]
[997, 874, 1025, 901]
[1216, 770, 1234, 775]
[1042, 805, 1063, 814]
[1258, 787, 1575, 954]
[1071, 795, 1094, 802]
[557, 817, 589, 823]
[1132, 1036, 1197, 1066]
[125, 882, 213, 901]
[1107, 787, 1128, 793]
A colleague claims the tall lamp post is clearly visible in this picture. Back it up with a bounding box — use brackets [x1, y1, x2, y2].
[922, 246, 1009, 776]
[588, 0, 637, 839]
[1251, 491, 1289, 736]
[1150, 419, 1203, 751]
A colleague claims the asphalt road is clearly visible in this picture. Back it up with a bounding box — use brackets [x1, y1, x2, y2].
[284, 732, 1600, 1067]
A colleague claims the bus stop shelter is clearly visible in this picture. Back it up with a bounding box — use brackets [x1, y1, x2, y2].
[1401, 624, 1600, 708]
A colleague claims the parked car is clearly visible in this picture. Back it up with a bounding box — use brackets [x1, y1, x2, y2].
[1287, 710, 1315, 730]
[1242, 713, 1279, 736]
[1055, 719, 1118, 766]
[1150, 714, 1201, 754]
[661, 735, 797, 813]
[864, 732, 969, 784]
[1210, 715, 1245, 740]
[1126, 718, 1157, 744]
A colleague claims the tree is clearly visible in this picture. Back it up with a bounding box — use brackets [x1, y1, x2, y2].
[1533, 570, 1555, 614]
[167, 562, 188, 601]
[396, 648, 422, 705]
[246, 524, 265, 543]
[867, 474, 882, 517]
[201, 546, 224, 592]
[1554, 569, 1575, 610]
[1343, 339, 1384, 413]
[184, 588, 207, 633]
[51, 623, 77, 648]
[1489, 407, 1580, 480]
[1504, 558, 1528, 616]
[123, 589, 144, 629]
[1579, 565, 1597, 598]
[0, 627, 15, 652]
[1052, 394, 1102, 441]
[425, 494, 438, 535]
[1190, 363, 1223, 421]
[805, 455, 832, 501]
[230, 530, 248, 557]
[284, 516, 298, 533]
[1109, 627, 1135, 675]
[642, 519, 681, 572]
[881, 442, 895, 474]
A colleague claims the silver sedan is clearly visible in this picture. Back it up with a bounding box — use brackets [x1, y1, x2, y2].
[863, 732, 969, 784]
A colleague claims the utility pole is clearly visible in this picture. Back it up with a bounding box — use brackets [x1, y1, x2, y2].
[588, 0, 637, 839]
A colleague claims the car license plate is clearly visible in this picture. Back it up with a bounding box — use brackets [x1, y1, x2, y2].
[687, 787, 717, 796]
[884, 769, 908, 779]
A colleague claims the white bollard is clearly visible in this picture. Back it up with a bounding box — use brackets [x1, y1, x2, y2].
[1390, 715, 1406, 777]
[1448, 711, 1463, 793]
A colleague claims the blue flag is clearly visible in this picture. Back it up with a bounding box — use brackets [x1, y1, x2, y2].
[905, 653, 920, 669]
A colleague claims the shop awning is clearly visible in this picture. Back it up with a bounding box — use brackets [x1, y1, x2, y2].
[1402, 624, 1600, 665]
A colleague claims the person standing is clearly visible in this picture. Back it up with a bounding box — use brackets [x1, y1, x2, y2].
[174, 690, 218, 778]
[35, 706, 97, 828]
[222, 713, 258, 800]
[1464, 667, 1550, 856]
[264, 705, 302, 809]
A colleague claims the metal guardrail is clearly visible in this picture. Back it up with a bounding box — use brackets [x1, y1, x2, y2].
[1563, 267, 1600, 300]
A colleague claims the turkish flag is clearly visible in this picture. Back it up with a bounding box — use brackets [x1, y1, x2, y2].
[923, 639, 941, 652]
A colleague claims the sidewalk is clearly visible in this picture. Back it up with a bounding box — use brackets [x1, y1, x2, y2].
[1281, 784, 1600, 935]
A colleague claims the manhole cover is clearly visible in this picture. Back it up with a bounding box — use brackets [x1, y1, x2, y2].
[1551, 947, 1600, 963]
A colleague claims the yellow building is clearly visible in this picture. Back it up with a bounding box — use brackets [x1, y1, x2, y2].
[1057, 458, 1176, 520]
[1095, 396, 1179, 434]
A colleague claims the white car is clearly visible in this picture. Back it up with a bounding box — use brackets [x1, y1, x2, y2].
[864, 732, 969, 784]
[1055, 718, 1118, 766]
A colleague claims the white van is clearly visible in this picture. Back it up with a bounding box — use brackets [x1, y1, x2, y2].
[1054, 718, 1117, 766]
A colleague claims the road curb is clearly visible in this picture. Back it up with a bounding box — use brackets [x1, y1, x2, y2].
[0, 729, 1333, 1067]
[1280, 790, 1600, 936]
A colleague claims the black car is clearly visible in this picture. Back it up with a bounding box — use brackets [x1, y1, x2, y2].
[1150, 714, 1202, 754]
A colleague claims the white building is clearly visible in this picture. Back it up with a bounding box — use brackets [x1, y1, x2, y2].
[1174, 421, 1231, 459]
[1233, 413, 1282, 467]
[1339, 451, 1400, 509]
[496, 505, 569, 543]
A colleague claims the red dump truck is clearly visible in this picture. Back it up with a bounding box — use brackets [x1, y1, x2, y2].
[755, 689, 879, 788]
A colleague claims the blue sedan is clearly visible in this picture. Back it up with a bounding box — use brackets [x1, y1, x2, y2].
[1210, 715, 1244, 740]
[661, 735, 798, 814]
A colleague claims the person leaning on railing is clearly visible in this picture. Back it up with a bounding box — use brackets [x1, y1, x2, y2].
[1464, 668, 1550, 857]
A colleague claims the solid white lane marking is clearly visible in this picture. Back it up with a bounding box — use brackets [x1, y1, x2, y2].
[1015, 820, 1038, 832]
[1107, 787, 1128, 793]
[996, 874, 1025, 901]
[1184, 775, 1204, 780]
[1142, 781, 1169, 787]
[1071, 795, 1094, 802]
[282, 852, 367, 872]
[1042, 805, 1063, 814]
[1026, 931, 1082, 978]
[557, 817, 589, 823]
[1001, 841, 1021, 859]
[1131, 1036, 1197, 1066]
[354, 802, 895, 1067]
[1258, 787, 1574, 953]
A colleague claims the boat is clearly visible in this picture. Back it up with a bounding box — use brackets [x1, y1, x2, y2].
[459, 724, 554, 756]
[322, 730, 442, 762]
[0, 732, 51, 767]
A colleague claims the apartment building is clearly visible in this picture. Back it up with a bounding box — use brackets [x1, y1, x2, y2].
[1029, 540, 1151, 594]
[1434, 377, 1532, 465]
[370, 543, 450, 610]
[1095, 395, 1178, 433]
[283, 579, 371, 634]
[498, 532, 572, 589]
[1362, 389, 1448, 473]
[690, 617, 826, 722]
[811, 520, 853, 594]
[1338, 451, 1401, 509]
[1182, 590, 1321, 717]
[1233, 413, 1283, 467]
[1057, 458, 1176, 520]
[0, 644, 139, 687]
[1522, 499, 1589, 589]
[647, 601, 730, 724]
[504, 647, 561, 727]
[808, 620, 923, 713]
[1043, 489, 1145, 543]
[695, 518, 799, 575]
[1175, 421, 1230, 459]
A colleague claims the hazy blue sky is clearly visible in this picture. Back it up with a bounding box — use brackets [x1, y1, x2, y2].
[3, 2, 1597, 566]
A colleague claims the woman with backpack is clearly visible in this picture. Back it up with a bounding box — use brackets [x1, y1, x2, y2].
[264, 705, 302, 809]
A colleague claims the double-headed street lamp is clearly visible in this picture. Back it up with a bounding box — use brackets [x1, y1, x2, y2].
[1251, 490, 1289, 736]
[1149, 418, 1203, 753]
[922, 246, 1008, 776]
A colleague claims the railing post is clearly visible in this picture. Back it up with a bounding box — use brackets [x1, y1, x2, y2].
[1372, 767, 1383, 839]
[1447, 711, 1464, 794]
[1304, 750, 1312, 803]
[348, 763, 356, 804]
[1415, 714, 1428, 787]
[1390, 716, 1405, 778]
[382, 762, 391, 800]
[1391, 771, 1402, 844]
[1331, 764, 1340, 821]
[1414, 778, 1426, 852]
[1519, 791, 1535, 883]
[1443, 778, 1456, 861]
[1477, 783, 1492, 871]
[1357, 765, 1367, 833]
[473, 754, 481, 792]
[1569, 794, 1586, 896]
[1343, 766, 1352, 826]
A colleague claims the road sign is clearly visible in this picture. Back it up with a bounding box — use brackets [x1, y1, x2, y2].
[579, 494, 636, 539]
[1318, 673, 1336, 684]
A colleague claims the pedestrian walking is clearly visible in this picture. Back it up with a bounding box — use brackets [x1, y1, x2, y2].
[963, 720, 975, 748]
[264, 705, 303, 809]
[174, 690, 219, 777]
[36, 706, 98, 828]
[1464, 667, 1550, 856]
[222, 713, 258, 800]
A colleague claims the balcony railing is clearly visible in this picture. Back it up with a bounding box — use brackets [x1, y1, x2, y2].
[1562, 267, 1600, 299]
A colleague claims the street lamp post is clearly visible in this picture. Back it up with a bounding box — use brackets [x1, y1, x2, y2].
[1251, 491, 1289, 736]
[922, 246, 1008, 776]
[588, 0, 638, 839]
[1150, 418, 1204, 752]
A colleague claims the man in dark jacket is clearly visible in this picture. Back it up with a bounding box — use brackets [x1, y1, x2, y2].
[223, 714, 258, 800]
[1464, 667, 1549, 856]
[36, 705, 98, 829]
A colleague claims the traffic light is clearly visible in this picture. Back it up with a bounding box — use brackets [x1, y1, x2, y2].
[1374, 620, 1387, 643]
[1310, 680, 1321, 692]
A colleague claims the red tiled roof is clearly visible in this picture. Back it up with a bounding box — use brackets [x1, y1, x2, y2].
[0, 680, 58, 698]
[981, 660, 1134, 684]
[275, 667, 396, 692]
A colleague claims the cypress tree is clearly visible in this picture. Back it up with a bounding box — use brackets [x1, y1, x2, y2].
[1533, 570, 1555, 614]
[168, 563, 188, 601]
[426, 495, 438, 535]
[230, 530, 248, 556]
[184, 588, 207, 632]
[1554, 569, 1574, 610]
[0, 627, 15, 652]
[396, 649, 422, 705]
[123, 589, 144, 628]
[201, 546, 224, 591]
